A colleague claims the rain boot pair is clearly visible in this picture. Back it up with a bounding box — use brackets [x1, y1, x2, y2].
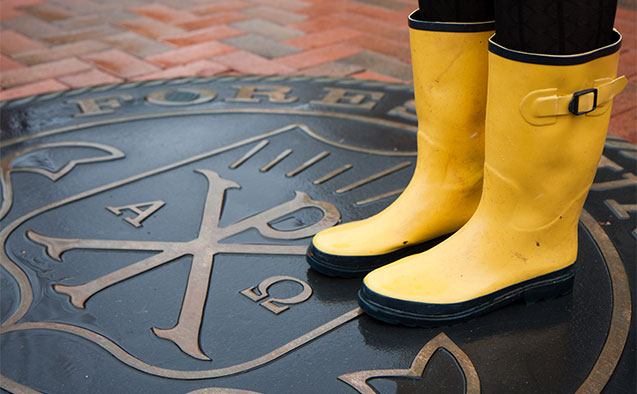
[306, 9, 627, 326]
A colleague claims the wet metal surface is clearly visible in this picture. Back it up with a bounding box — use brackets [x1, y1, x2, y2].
[0, 77, 634, 393]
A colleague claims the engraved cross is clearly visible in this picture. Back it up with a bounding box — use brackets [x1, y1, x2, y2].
[27, 170, 339, 360]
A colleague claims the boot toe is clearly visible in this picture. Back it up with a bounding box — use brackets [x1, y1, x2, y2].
[307, 229, 448, 278]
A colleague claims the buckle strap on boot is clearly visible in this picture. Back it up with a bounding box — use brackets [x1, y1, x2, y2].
[520, 76, 627, 126]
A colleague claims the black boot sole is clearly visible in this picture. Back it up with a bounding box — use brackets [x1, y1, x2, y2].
[306, 234, 450, 278]
[357, 264, 576, 327]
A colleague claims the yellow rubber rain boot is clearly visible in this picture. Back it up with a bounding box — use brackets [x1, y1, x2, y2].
[306, 10, 495, 277]
[358, 31, 627, 326]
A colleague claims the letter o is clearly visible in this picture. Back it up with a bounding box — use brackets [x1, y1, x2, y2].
[146, 87, 217, 106]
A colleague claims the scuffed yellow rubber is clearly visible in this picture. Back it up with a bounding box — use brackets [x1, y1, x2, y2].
[364, 43, 624, 304]
[312, 27, 492, 256]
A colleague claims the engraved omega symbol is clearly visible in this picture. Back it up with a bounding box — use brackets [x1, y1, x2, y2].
[240, 275, 313, 314]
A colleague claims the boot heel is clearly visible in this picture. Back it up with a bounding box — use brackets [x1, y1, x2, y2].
[523, 274, 574, 304]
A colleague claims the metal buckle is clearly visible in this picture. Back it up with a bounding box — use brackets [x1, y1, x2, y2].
[568, 88, 598, 115]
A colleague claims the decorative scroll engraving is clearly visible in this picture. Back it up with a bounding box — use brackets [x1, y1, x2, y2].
[0, 373, 44, 394]
[1, 123, 402, 380]
[240, 276, 312, 314]
[28, 170, 339, 361]
[0, 142, 125, 220]
[339, 333, 480, 394]
[106, 200, 165, 228]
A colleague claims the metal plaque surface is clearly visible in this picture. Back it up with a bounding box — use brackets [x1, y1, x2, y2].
[0, 76, 634, 394]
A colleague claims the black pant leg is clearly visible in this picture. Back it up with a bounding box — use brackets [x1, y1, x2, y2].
[417, 0, 494, 22]
[494, 0, 618, 54]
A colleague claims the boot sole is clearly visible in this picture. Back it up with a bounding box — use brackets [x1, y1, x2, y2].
[306, 235, 449, 278]
[358, 264, 575, 327]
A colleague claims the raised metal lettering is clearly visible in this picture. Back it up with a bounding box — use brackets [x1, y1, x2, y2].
[226, 85, 298, 103]
[388, 99, 417, 121]
[106, 200, 165, 228]
[68, 94, 133, 117]
[146, 88, 217, 106]
[311, 87, 384, 109]
[240, 275, 312, 314]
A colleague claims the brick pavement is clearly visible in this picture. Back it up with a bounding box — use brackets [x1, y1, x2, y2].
[0, 0, 635, 142]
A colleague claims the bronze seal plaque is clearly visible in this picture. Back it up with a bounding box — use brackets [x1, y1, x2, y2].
[0, 76, 634, 394]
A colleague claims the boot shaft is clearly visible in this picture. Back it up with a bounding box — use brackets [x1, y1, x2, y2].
[409, 11, 493, 150]
[481, 31, 626, 231]
[408, 11, 493, 188]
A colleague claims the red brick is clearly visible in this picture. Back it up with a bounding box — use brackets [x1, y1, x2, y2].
[616, 8, 637, 22]
[23, 3, 72, 21]
[283, 27, 363, 50]
[117, 17, 184, 39]
[131, 59, 229, 81]
[177, 12, 248, 31]
[0, 78, 67, 101]
[2, 14, 63, 38]
[160, 25, 244, 46]
[297, 61, 363, 77]
[61, 2, 119, 15]
[15, 40, 109, 65]
[42, 25, 121, 45]
[57, 68, 123, 88]
[351, 70, 404, 83]
[82, 49, 160, 78]
[339, 12, 409, 42]
[346, 34, 411, 62]
[615, 10, 636, 51]
[129, 4, 194, 24]
[297, 2, 353, 17]
[190, 1, 251, 16]
[0, 30, 46, 55]
[611, 80, 636, 116]
[230, 19, 302, 41]
[608, 108, 636, 143]
[615, 18, 636, 42]
[618, 49, 637, 83]
[241, 6, 307, 25]
[212, 50, 296, 75]
[0, 54, 25, 71]
[300, 0, 347, 3]
[290, 15, 346, 34]
[0, 0, 44, 8]
[250, 0, 309, 12]
[101, 32, 171, 58]
[0, 57, 90, 87]
[146, 41, 234, 68]
[400, 5, 416, 15]
[346, 3, 407, 26]
[275, 44, 362, 69]
[0, 7, 24, 20]
[292, 12, 409, 42]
